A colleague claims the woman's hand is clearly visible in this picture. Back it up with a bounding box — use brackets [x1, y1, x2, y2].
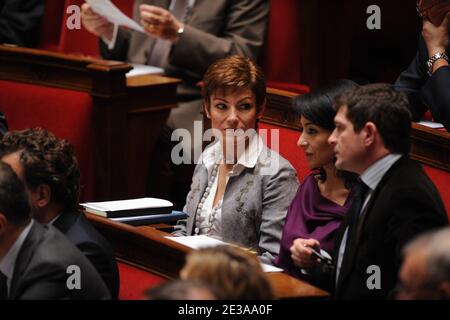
[290, 238, 321, 269]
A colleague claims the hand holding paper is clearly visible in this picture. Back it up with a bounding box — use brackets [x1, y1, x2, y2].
[84, 0, 145, 33]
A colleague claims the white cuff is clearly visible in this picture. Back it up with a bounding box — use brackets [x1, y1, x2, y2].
[101, 24, 119, 50]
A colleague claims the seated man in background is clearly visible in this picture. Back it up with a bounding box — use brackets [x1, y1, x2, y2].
[396, 227, 450, 300]
[0, 161, 110, 300]
[0, 0, 45, 47]
[0, 128, 119, 299]
[395, 1, 450, 131]
[294, 84, 448, 299]
[81, 0, 270, 209]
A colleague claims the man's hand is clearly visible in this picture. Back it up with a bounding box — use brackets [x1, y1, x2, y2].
[422, 11, 450, 57]
[81, 4, 114, 42]
[140, 5, 183, 43]
[290, 238, 321, 269]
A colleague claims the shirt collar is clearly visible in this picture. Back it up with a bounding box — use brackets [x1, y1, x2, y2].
[0, 220, 34, 281]
[360, 153, 403, 191]
[47, 213, 62, 226]
[201, 133, 264, 177]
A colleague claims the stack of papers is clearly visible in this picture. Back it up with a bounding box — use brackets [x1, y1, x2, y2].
[126, 64, 164, 77]
[81, 197, 174, 218]
[418, 120, 444, 129]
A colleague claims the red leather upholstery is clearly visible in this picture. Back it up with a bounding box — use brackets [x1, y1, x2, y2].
[0, 80, 95, 202]
[38, 0, 65, 51]
[117, 261, 166, 300]
[38, 0, 133, 56]
[264, 0, 310, 94]
[424, 166, 450, 219]
[259, 123, 308, 182]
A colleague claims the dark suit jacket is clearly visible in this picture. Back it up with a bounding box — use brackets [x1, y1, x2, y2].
[9, 222, 110, 300]
[100, 0, 269, 100]
[331, 157, 448, 299]
[0, 0, 45, 47]
[394, 36, 450, 131]
[53, 211, 119, 299]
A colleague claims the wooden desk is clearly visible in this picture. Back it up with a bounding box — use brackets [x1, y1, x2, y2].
[0, 45, 181, 200]
[85, 212, 330, 299]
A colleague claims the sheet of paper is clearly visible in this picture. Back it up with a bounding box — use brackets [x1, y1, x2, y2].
[81, 197, 173, 212]
[166, 235, 227, 249]
[165, 235, 283, 273]
[126, 63, 164, 78]
[85, 0, 145, 33]
[418, 120, 444, 129]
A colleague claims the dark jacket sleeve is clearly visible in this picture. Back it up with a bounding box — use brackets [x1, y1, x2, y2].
[99, 28, 132, 61]
[0, 0, 45, 47]
[394, 37, 450, 130]
[394, 38, 429, 121]
[421, 65, 450, 131]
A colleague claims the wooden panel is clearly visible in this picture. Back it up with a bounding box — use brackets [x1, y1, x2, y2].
[85, 213, 330, 299]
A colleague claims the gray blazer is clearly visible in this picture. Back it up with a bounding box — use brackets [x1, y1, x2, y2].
[174, 146, 299, 264]
[100, 0, 270, 99]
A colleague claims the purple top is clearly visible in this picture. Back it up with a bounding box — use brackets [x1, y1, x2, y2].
[275, 174, 354, 278]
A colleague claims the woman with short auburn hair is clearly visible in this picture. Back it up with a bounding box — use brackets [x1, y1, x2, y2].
[174, 56, 298, 264]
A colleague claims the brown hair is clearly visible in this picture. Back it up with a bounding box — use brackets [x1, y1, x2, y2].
[181, 245, 274, 300]
[202, 55, 266, 112]
[0, 127, 80, 211]
[334, 83, 412, 154]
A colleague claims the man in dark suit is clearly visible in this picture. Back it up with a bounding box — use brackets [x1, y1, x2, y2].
[0, 128, 119, 299]
[395, 2, 450, 131]
[0, 0, 45, 47]
[290, 84, 448, 299]
[0, 161, 110, 300]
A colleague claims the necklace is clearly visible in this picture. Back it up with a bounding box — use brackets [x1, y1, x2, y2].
[194, 163, 222, 236]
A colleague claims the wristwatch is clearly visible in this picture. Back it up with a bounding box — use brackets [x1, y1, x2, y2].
[426, 52, 449, 76]
[177, 24, 185, 38]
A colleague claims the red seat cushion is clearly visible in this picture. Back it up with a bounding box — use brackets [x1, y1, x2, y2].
[0, 80, 95, 201]
[424, 165, 450, 220]
[259, 123, 308, 182]
[118, 262, 166, 300]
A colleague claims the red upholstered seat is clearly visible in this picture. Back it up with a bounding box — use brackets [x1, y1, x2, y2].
[424, 166, 450, 219]
[38, 0, 133, 56]
[38, 0, 65, 51]
[259, 123, 308, 182]
[117, 261, 166, 300]
[0, 80, 95, 202]
[264, 0, 310, 94]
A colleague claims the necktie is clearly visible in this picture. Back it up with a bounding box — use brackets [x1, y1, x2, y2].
[148, 0, 189, 67]
[349, 181, 369, 237]
[335, 180, 370, 285]
[344, 180, 370, 255]
[0, 271, 8, 300]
